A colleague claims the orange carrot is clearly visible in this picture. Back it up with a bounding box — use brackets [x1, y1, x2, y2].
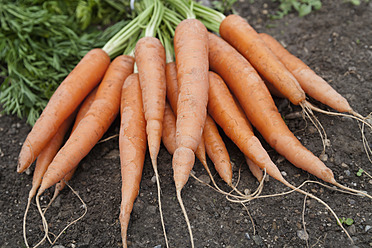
[219, 15, 306, 105]
[173, 18, 209, 190]
[49, 87, 98, 205]
[203, 115, 232, 186]
[207, 71, 285, 183]
[173, 18, 209, 248]
[17, 49, 110, 173]
[135, 36, 169, 247]
[259, 32, 355, 114]
[165, 61, 209, 173]
[38, 55, 134, 192]
[208, 32, 336, 184]
[135, 36, 166, 168]
[245, 156, 263, 182]
[162, 102, 177, 155]
[23, 112, 76, 248]
[118, 73, 147, 248]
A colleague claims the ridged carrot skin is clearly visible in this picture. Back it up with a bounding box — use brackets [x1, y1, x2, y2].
[29, 113, 75, 199]
[208, 33, 335, 184]
[165, 61, 208, 171]
[162, 102, 177, 155]
[17, 48, 110, 173]
[259, 32, 353, 113]
[245, 156, 263, 182]
[207, 71, 285, 183]
[39, 55, 134, 191]
[135, 36, 166, 163]
[119, 73, 147, 248]
[173, 19, 209, 191]
[53, 87, 98, 196]
[203, 115, 232, 185]
[219, 15, 305, 105]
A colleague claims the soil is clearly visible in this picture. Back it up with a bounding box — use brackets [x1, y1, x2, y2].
[1, 1, 372, 247]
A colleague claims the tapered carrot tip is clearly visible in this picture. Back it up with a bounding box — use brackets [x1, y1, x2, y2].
[173, 147, 195, 191]
[17, 144, 33, 173]
[119, 210, 130, 248]
[147, 119, 162, 162]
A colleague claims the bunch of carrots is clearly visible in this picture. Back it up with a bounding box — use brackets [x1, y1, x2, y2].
[16, 0, 371, 247]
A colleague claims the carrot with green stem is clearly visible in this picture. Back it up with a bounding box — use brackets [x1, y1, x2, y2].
[119, 73, 147, 248]
[208, 32, 371, 198]
[134, 1, 169, 247]
[17, 6, 155, 174]
[193, 4, 331, 149]
[166, 2, 210, 246]
[17, 48, 110, 174]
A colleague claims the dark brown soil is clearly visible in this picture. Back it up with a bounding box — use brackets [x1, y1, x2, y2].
[1, 1, 371, 247]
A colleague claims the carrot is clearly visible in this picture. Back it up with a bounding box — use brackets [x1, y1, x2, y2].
[173, 18, 209, 248]
[30, 55, 134, 247]
[207, 71, 286, 184]
[245, 156, 263, 183]
[135, 35, 169, 247]
[173, 19, 209, 188]
[17, 48, 110, 173]
[258, 32, 360, 116]
[207, 32, 339, 183]
[203, 115, 232, 186]
[23, 112, 76, 248]
[165, 61, 210, 178]
[47, 87, 98, 208]
[135, 36, 166, 171]
[162, 102, 177, 155]
[219, 14, 306, 106]
[206, 68, 359, 241]
[118, 73, 147, 248]
[208, 32, 372, 201]
[38, 54, 134, 193]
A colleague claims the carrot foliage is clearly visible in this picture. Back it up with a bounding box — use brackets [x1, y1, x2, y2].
[0, 0, 134, 125]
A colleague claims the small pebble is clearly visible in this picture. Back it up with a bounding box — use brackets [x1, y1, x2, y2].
[25, 167, 32, 175]
[319, 153, 328, 162]
[341, 163, 349, 168]
[244, 189, 251, 195]
[281, 171, 287, 177]
[252, 235, 263, 246]
[52, 246, 65, 248]
[154, 245, 162, 248]
[348, 225, 356, 235]
[198, 174, 211, 185]
[348, 199, 356, 205]
[151, 175, 156, 184]
[245, 233, 250, 240]
[297, 230, 309, 241]
[365, 225, 371, 232]
[344, 170, 351, 176]
[195, 205, 202, 211]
